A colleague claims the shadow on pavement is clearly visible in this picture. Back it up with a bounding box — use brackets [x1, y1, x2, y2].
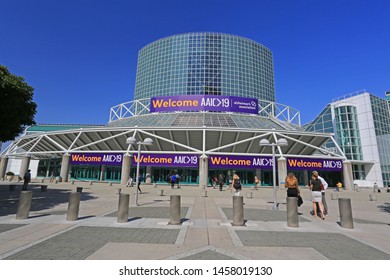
[0, 184, 96, 217]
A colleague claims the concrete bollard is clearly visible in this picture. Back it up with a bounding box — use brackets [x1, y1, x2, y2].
[71, 180, 75, 185]
[246, 192, 253, 198]
[338, 198, 354, 229]
[66, 192, 81, 221]
[109, 182, 113, 186]
[55, 179, 58, 184]
[41, 185, 48, 192]
[169, 195, 181, 225]
[153, 183, 157, 188]
[117, 193, 130, 223]
[232, 196, 244, 226]
[201, 190, 207, 197]
[158, 189, 164, 196]
[116, 188, 121, 195]
[41, 179, 45, 183]
[89, 181, 93, 186]
[16, 191, 33, 220]
[76, 187, 83, 193]
[286, 197, 299, 227]
[331, 193, 338, 200]
[369, 194, 377, 201]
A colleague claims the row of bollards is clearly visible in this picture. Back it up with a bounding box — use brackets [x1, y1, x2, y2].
[13, 189, 355, 229]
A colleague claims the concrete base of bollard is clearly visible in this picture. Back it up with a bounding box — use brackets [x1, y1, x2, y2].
[338, 198, 354, 229]
[66, 192, 81, 221]
[16, 191, 33, 220]
[232, 196, 245, 226]
[117, 193, 130, 223]
[286, 197, 299, 227]
[169, 195, 181, 225]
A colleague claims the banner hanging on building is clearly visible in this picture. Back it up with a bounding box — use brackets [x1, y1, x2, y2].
[287, 157, 343, 171]
[150, 95, 258, 114]
[70, 153, 123, 166]
[132, 153, 199, 168]
[209, 155, 274, 169]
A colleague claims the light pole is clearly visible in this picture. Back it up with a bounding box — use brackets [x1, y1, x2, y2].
[126, 137, 153, 206]
[259, 138, 288, 210]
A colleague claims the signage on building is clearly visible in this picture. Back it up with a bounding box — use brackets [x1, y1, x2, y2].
[70, 153, 123, 166]
[132, 153, 199, 167]
[287, 157, 343, 171]
[209, 155, 274, 169]
[150, 95, 258, 114]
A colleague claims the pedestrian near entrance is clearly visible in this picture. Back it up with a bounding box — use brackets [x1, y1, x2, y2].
[22, 169, 31, 191]
[170, 174, 177, 189]
[309, 173, 325, 220]
[310, 171, 328, 216]
[232, 174, 242, 196]
[137, 175, 143, 193]
[284, 173, 300, 197]
[254, 176, 260, 190]
[126, 176, 133, 187]
[218, 174, 224, 191]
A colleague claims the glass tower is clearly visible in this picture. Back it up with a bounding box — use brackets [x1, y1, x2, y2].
[134, 33, 275, 102]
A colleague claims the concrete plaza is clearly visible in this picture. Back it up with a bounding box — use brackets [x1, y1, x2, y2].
[0, 180, 389, 260]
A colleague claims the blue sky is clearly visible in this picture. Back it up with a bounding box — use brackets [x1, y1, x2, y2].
[1, 0, 389, 126]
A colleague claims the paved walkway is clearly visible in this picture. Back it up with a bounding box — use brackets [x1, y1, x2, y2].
[0, 181, 389, 260]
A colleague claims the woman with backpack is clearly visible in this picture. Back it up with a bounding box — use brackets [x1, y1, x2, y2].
[232, 174, 242, 196]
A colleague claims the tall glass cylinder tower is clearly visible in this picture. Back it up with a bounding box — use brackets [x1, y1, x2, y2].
[134, 33, 275, 102]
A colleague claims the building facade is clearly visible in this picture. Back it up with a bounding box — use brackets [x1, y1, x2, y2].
[305, 90, 390, 188]
[1, 33, 353, 189]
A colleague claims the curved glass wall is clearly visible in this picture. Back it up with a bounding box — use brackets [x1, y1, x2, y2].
[334, 105, 363, 161]
[134, 33, 275, 102]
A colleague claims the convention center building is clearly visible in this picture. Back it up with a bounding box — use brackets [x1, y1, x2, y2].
[2, 32, 387, 189]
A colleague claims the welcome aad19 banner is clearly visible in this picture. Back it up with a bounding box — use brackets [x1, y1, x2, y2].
[150, 95, 258, 114]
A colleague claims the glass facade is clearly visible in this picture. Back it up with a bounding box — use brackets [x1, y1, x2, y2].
[334, 105, 363, 161]
[370, 95, 390, 185]
[134, 33, 275, 102]
[303, 105, 338, 153]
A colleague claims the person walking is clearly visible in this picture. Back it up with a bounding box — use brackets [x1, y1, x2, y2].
[232, 174, 242, 196]
[137, 175, 143, 193]
[309, 172, 325, 220]
[126, 176, 133, 187]
[170, 174, 177, 189]
[310, 171, 328, 216]
[22, 169, 31, 191]
[218, 174, 224, 191]
[254, 176, 260, 190]
[284, 173, 300, 197]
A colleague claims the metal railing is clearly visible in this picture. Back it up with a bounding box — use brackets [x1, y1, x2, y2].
[109, 98, 301, 125]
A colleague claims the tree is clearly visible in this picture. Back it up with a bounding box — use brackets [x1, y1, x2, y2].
[0, 65, 37, 142]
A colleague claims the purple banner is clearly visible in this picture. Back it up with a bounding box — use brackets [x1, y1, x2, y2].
[133, 154, 198, 167]
[209, 155, 274, 169]
[287, 157, 343, 171]
[70, 153, 123, 166]
[150, 95, 258, 114]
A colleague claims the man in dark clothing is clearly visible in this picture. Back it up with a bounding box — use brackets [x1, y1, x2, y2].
[218, 174, 225, 191]
[22, 169, 31, 191]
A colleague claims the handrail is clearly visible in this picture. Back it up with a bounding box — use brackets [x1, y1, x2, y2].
[109, 98, 301, 125]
